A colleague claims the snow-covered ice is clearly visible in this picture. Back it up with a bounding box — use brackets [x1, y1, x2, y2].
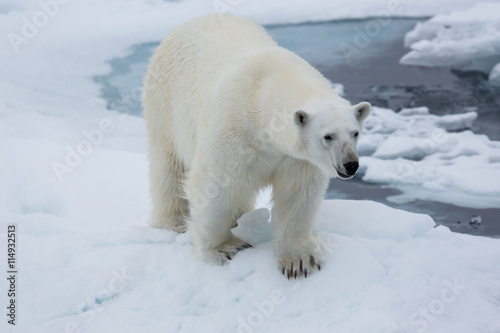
[3, 135, 500, 332]
[400, 2, 500, 77]
[1, 0, 500, 332]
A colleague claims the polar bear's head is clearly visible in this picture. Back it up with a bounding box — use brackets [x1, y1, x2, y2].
[293, 99, 371, 179]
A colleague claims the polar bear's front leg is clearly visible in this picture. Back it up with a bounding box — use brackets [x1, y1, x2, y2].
[272, 161, 329, 278]
[186, 166, 255, 265]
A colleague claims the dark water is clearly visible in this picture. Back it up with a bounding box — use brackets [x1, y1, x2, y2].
[94, 18, 500, 237]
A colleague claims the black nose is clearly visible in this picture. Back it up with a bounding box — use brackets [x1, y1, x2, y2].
[343, 161, 359, 176]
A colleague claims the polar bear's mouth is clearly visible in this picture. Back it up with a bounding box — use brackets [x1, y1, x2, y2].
[336, 169, 352, 179]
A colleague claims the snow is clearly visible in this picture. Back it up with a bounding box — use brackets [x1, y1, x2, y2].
[1, 0, 500, 332]
[359, 106, 500, 209]
[5, 179, 500, 332]
[400, 2, 500, 76]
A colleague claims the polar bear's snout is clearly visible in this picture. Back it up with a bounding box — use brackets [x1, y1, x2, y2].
[331, 141, 361, 179]
[336, 159, 359, 179]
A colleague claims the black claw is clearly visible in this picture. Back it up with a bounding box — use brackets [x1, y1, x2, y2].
[287, 271, 291, 280]
[294, 270, 297, 279]
[304, 269, 308, 278]
[226, 255, 232, 260]
[282, 266, 285, 275]
[318, 264, 321, 271]
[299, 259, 303, 273]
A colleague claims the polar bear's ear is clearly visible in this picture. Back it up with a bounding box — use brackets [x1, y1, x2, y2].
[354, 102, 371, 122]
[294, 110, 308, 127]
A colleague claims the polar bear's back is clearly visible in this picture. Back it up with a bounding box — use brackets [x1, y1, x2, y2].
[145, 14, 276, 94]
[176, 14, 276, 68]
[143, 14, 277, 166]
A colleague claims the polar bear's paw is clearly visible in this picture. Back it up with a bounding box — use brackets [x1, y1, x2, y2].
[204, 237, 252, 265]
[150, 215, 187, 233]
[278, 246, 324, 279]
[170, 223, 188, 234]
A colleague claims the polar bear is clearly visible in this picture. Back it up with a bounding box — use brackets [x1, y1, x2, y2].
[143, 14, 370, 278]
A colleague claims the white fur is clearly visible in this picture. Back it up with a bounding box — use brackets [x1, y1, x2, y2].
[143, 14, 370, 277]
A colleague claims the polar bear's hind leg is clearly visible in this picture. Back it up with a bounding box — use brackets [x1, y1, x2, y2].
[148, 142, 190, 233]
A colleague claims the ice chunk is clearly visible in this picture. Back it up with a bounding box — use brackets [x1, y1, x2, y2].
[316, 199, 435, 241]
[434, 112, 477, 131]
[489, 62, 500, 86]
[360, 107, 500, 209]
[400, 3, 500, 77]
[469, 215, 482, 225]
[399, 106, 429, 116]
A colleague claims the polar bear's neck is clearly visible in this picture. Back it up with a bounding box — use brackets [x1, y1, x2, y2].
[251, 47, 335, 155]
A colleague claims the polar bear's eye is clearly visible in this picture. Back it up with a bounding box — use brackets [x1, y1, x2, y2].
[324, 135, 333, 141]
[354, 132, 359, 138]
